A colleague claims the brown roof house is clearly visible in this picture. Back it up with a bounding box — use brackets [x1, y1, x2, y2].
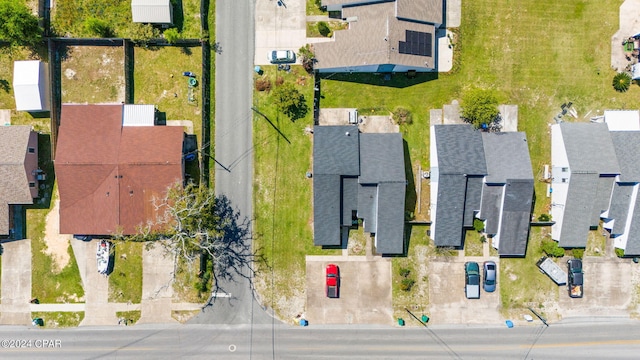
[314, 0, 443, 73]
[55, 104, 185, 235]
[0, 126, 39, 238]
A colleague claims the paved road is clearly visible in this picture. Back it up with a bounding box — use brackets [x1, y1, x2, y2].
[1, 320, 640, 359]
[193, 0, 270, 326]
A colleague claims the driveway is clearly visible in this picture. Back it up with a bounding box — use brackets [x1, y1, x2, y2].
[255, 0, 307, 65]
[0, 239, 32, 325]
[427, 256, 502, 325]
[306, 256, 392, 324]
[611, 0, 640, 71]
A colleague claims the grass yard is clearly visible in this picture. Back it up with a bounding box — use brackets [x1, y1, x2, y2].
[133, 47, 203, 138]
[173, 256, 209, 302]
[52, 0, 201, 38]
[61, 46, 125, 103]
[116, 310, 141, 325]
[464, 231, 485, 257]
[306, 0, 327, 16]
[252, 65, 341, 320]
[392, 228, 431, 320]
[306, 21, 348, 38]
[31, 312, 84, 328]
[109, 241, 143, 303]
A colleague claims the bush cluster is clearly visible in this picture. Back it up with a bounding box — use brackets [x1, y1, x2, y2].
[255, 78, 272, 92]
[541, 240, 565, 257]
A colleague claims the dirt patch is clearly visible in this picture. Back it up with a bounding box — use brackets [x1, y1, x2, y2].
[61, 46, 125, 103]
[43, 200, 72, 272]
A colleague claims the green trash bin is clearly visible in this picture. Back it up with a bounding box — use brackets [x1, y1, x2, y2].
[188, 77, 198, 87]
[421, 315, 429, 323]
[397, 318, 405, 326]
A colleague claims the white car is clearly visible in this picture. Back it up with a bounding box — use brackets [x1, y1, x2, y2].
[267, 50, 296, 64]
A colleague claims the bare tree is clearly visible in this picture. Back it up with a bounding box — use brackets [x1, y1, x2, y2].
[121, 183, 260, 299]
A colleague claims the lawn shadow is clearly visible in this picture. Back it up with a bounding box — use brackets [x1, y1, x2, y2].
[403, 140, 417, 220]
[171, 0, 185, 33]
[319, 71, 438, 88]
[25, 133, 54, 210]
[180, 46, 192, 55]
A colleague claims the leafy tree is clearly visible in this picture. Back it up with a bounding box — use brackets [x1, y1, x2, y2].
[298, 44, 315, 73]
[121, 183, 259, 296]
[123, 23, 159, 45]
[84, 17, 113, 38]
[473, 218, 484, 232]
[0, 0, 42, 49]
[461, 88, 500, 129]
[613, 72, 631, 92]
[541, 240, 565, 257]
[163, 28, 181, 44]
[272, 82, 309, 121]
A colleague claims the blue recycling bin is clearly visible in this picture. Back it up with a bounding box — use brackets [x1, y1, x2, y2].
[505, 320, 514, 328]
[299, 319, 308, 326]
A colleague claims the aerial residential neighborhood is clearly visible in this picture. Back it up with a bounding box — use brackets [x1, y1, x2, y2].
[1, 0, 640, 358]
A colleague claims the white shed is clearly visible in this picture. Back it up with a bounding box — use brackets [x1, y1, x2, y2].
[123, 104, 156, 126]
[13, 60, 49, 112]
[131, 0, 173, 24]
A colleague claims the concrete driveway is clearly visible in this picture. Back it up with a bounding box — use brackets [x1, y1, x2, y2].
[558, 256, 637, 317]
[255, 0, 307, 66]
[0, 239, 32, 325]
[306, 256, 392, 324]
[427, 256, 502, 325]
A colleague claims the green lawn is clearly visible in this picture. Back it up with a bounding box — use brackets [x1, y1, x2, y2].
[109, 241, 143, 303]
[61, 46, 125, 103]
[252, 66, 340, 319]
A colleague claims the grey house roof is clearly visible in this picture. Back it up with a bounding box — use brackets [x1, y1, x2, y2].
[314, 1, 437, 72]
[555, 123, 621, 248]
[433, 125, 486, 247]
[559, 173, 598, 248]
[482, 132, 533, 183]
[498, 179, 534, 256]
[624, 194, 640, 255]
[0, 126, 36, 235]
[611, 132, 640, 182]
[479, 185, 502, 234]
[608, 184, 633, 235]
[313, 126, 406, 254]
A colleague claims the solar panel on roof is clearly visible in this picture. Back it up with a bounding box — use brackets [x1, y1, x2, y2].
[398, 30, 432, 57]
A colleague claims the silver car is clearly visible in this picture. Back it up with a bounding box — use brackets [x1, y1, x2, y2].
[267, 50, 296, 64]
[483, 261, 496, 292]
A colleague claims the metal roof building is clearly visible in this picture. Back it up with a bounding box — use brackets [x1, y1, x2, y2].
[131, 0, 173, 24]
[13, 61, 49, 112]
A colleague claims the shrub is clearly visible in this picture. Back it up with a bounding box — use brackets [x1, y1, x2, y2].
[399, 268, 410, 278]
[461, 88, 500, 129]
[541, 240, 565, 257]
[615, 248, 625, 258]
[275, 76, 284, 86]
[473, 218, 485, 232]
[255, 78, 271, 92]
[538, 213, 551, 222]
[163, 28, 181, 44]
[393, 106, 413, 125]
[124, 23, 159, 45]
[317, 21, 331, 37]
[298, 44, 315, 73]
[572, 248, 584, 259]
[84, 17, 113, 37]
[613, 72, 632, 92]
[400, 278, 415, 291]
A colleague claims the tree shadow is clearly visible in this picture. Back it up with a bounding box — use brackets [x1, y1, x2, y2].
[171, 0, 185, 32]
[0, 79, 9, 93]
[180, 46, 192, 55]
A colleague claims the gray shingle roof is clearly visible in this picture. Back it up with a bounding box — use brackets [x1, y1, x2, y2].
[608, 183, 633, 235]
[0, 126, 35, 235]
[498, 179, 534, 256]
[375, 182, 406, 254]
[434, 125, 487, 175]
[342, 177, 358, 226]
[611, 132, 640, 182]
[396, 0, 443, 25]
[593, 176, 615, 225]
[624, 194, 640, 255]
[313, 174, 342, 246]
[482, 132, 533, 183]
[479, 185, 503, 235]
[560, 123, 619, 174]
[558, 173, 598, 248]
[314, 2, 436, 72]
[463, 176, 483, 227]
[359, 133, 405, 184]
[313, 125, 360, 176]
[313, 126, 406, 253]
[434, 173, 466, 247]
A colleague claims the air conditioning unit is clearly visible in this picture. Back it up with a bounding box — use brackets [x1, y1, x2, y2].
[349, 110, 358, 124]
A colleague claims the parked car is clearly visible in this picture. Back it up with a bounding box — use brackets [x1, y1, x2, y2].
[464, 262, 480, 299]
[483, 261, 497, 292]
[268, 50, 296, 64]
[567, 259, 583, 298]
[326, 264, 340, 298]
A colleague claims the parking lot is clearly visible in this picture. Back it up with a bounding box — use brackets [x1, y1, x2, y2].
[306, 257, 392, 324]
[427, 256, 503, 325]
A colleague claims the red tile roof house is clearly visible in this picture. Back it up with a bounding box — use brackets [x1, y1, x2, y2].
[0, 126, 39, 238]
[54, 104, 185, 235]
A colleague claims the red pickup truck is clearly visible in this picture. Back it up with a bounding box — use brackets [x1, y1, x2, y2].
[325, 264, 340, 298]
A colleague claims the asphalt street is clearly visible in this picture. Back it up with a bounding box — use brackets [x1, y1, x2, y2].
[1, 320, 640, 359]
[191, 0, 271, 327]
